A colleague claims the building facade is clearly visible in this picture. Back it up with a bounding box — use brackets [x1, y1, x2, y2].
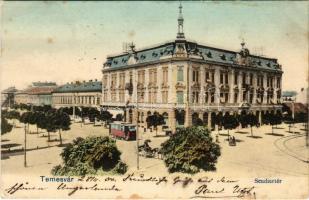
[14, 82, 57, 106]
[1, 87, 18, 107]
[101, 5, 283, 131]
[14, 90, 30, 105]
[52, 80, 102, 109]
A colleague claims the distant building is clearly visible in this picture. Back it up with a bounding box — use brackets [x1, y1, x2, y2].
[14, 90, 29, 105]
[14, 82, 57, 106]
[282, 91, 297, 102]
[52, 80, 102, 109]
[1, 87, 18, 107]
[101, 4, 283, 131]
[282, 88, 308, 104]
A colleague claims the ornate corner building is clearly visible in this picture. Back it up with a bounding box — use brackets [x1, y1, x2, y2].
[101, 4, 283, 131]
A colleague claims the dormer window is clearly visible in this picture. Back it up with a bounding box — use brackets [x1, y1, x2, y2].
[220, 54, 226, 60]
[140, 54, 146, 60]
[152, 52, 158, 57]
[257, 61, 261, 66]
[113, 60, 118, 64]
[267, 63, 271, 67]
[206, 52, 212, 58]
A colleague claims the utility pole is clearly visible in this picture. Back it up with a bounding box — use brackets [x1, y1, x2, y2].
[292, 98, 295, 134]
[24, 124, 27, 167]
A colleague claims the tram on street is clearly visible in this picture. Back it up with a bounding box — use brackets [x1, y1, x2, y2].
[109, 122, 136, 141]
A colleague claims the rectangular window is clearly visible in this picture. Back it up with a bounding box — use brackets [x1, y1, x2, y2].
[205, 72, 209, 81]
[177, 91, 184, 104]
[192, 91, 199, 103]
[250, 93, 253, 103]
[162, 67, 168, 84]
[243, 92, 246, 102]
[211, 92, 215, 103]
[220, 73, 223, 84]
[225, 93, 228, 103]
[154, 69, 157, 85]
[242, 73, 246, 85]
[192, 70, 199, 82]
[192, 71, 195, 82]
[277, 77, 281, 88]
[250, 74, 253, 85]
[177, 66, 184, 81]
[196, 71, 199, 82]
[205, 92, 209, 103]
[234, 73, 238, 85]
[234, 93, 238, 103]
[225, 73, 228, 84]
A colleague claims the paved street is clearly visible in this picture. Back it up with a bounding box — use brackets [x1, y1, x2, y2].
[1, 120, 308, 199]
[2, 120, 308, 176]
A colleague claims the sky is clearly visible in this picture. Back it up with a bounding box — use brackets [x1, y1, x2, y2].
[1, 1, 308, 92]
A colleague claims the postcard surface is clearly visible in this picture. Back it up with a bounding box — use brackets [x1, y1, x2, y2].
[1, 1, 308, 199]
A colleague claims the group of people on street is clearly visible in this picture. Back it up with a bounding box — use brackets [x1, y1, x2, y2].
[228, 135, 236, 146]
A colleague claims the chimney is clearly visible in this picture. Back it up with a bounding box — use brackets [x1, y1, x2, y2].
[95, 79, 98, 81]
[90, 79, 93, 82]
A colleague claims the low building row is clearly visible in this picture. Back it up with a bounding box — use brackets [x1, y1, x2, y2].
[11, 80, 102, 109]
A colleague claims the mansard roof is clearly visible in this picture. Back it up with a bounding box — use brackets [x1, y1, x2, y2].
[104, 39, 281, 72]
[53, 80, 102, 93]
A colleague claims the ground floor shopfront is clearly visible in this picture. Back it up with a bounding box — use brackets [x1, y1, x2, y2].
[102, 103, 282, 133]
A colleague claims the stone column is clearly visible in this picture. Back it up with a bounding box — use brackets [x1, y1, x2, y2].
[253, 73, 257, 104]
[273, 76, 277, 103]
[200, 66, 205, 104]
[184, 107, 192, 127]
[145, 69, 149, 103]
[124, 71, 129, 104]
[133, 69, 137, 104]
[229, 69, 234, 104]
[188, 65, 193, 104]
[214, 67, 220, 105]
[168, 62, 173, 103]
[168, 109, 176, 133]
[132, 108, 138, 124]
[116, 72, 120, 102]
[107, 73, 111, 102]
[263, 73, 267, 104]
[207, 112, 212, 130]
[157, 65, 162, 103]
[198, 112, 203, 121]
[238, 71, 243, 103]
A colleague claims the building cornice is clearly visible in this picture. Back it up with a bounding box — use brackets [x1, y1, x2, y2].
[102, 57, 283, 74]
